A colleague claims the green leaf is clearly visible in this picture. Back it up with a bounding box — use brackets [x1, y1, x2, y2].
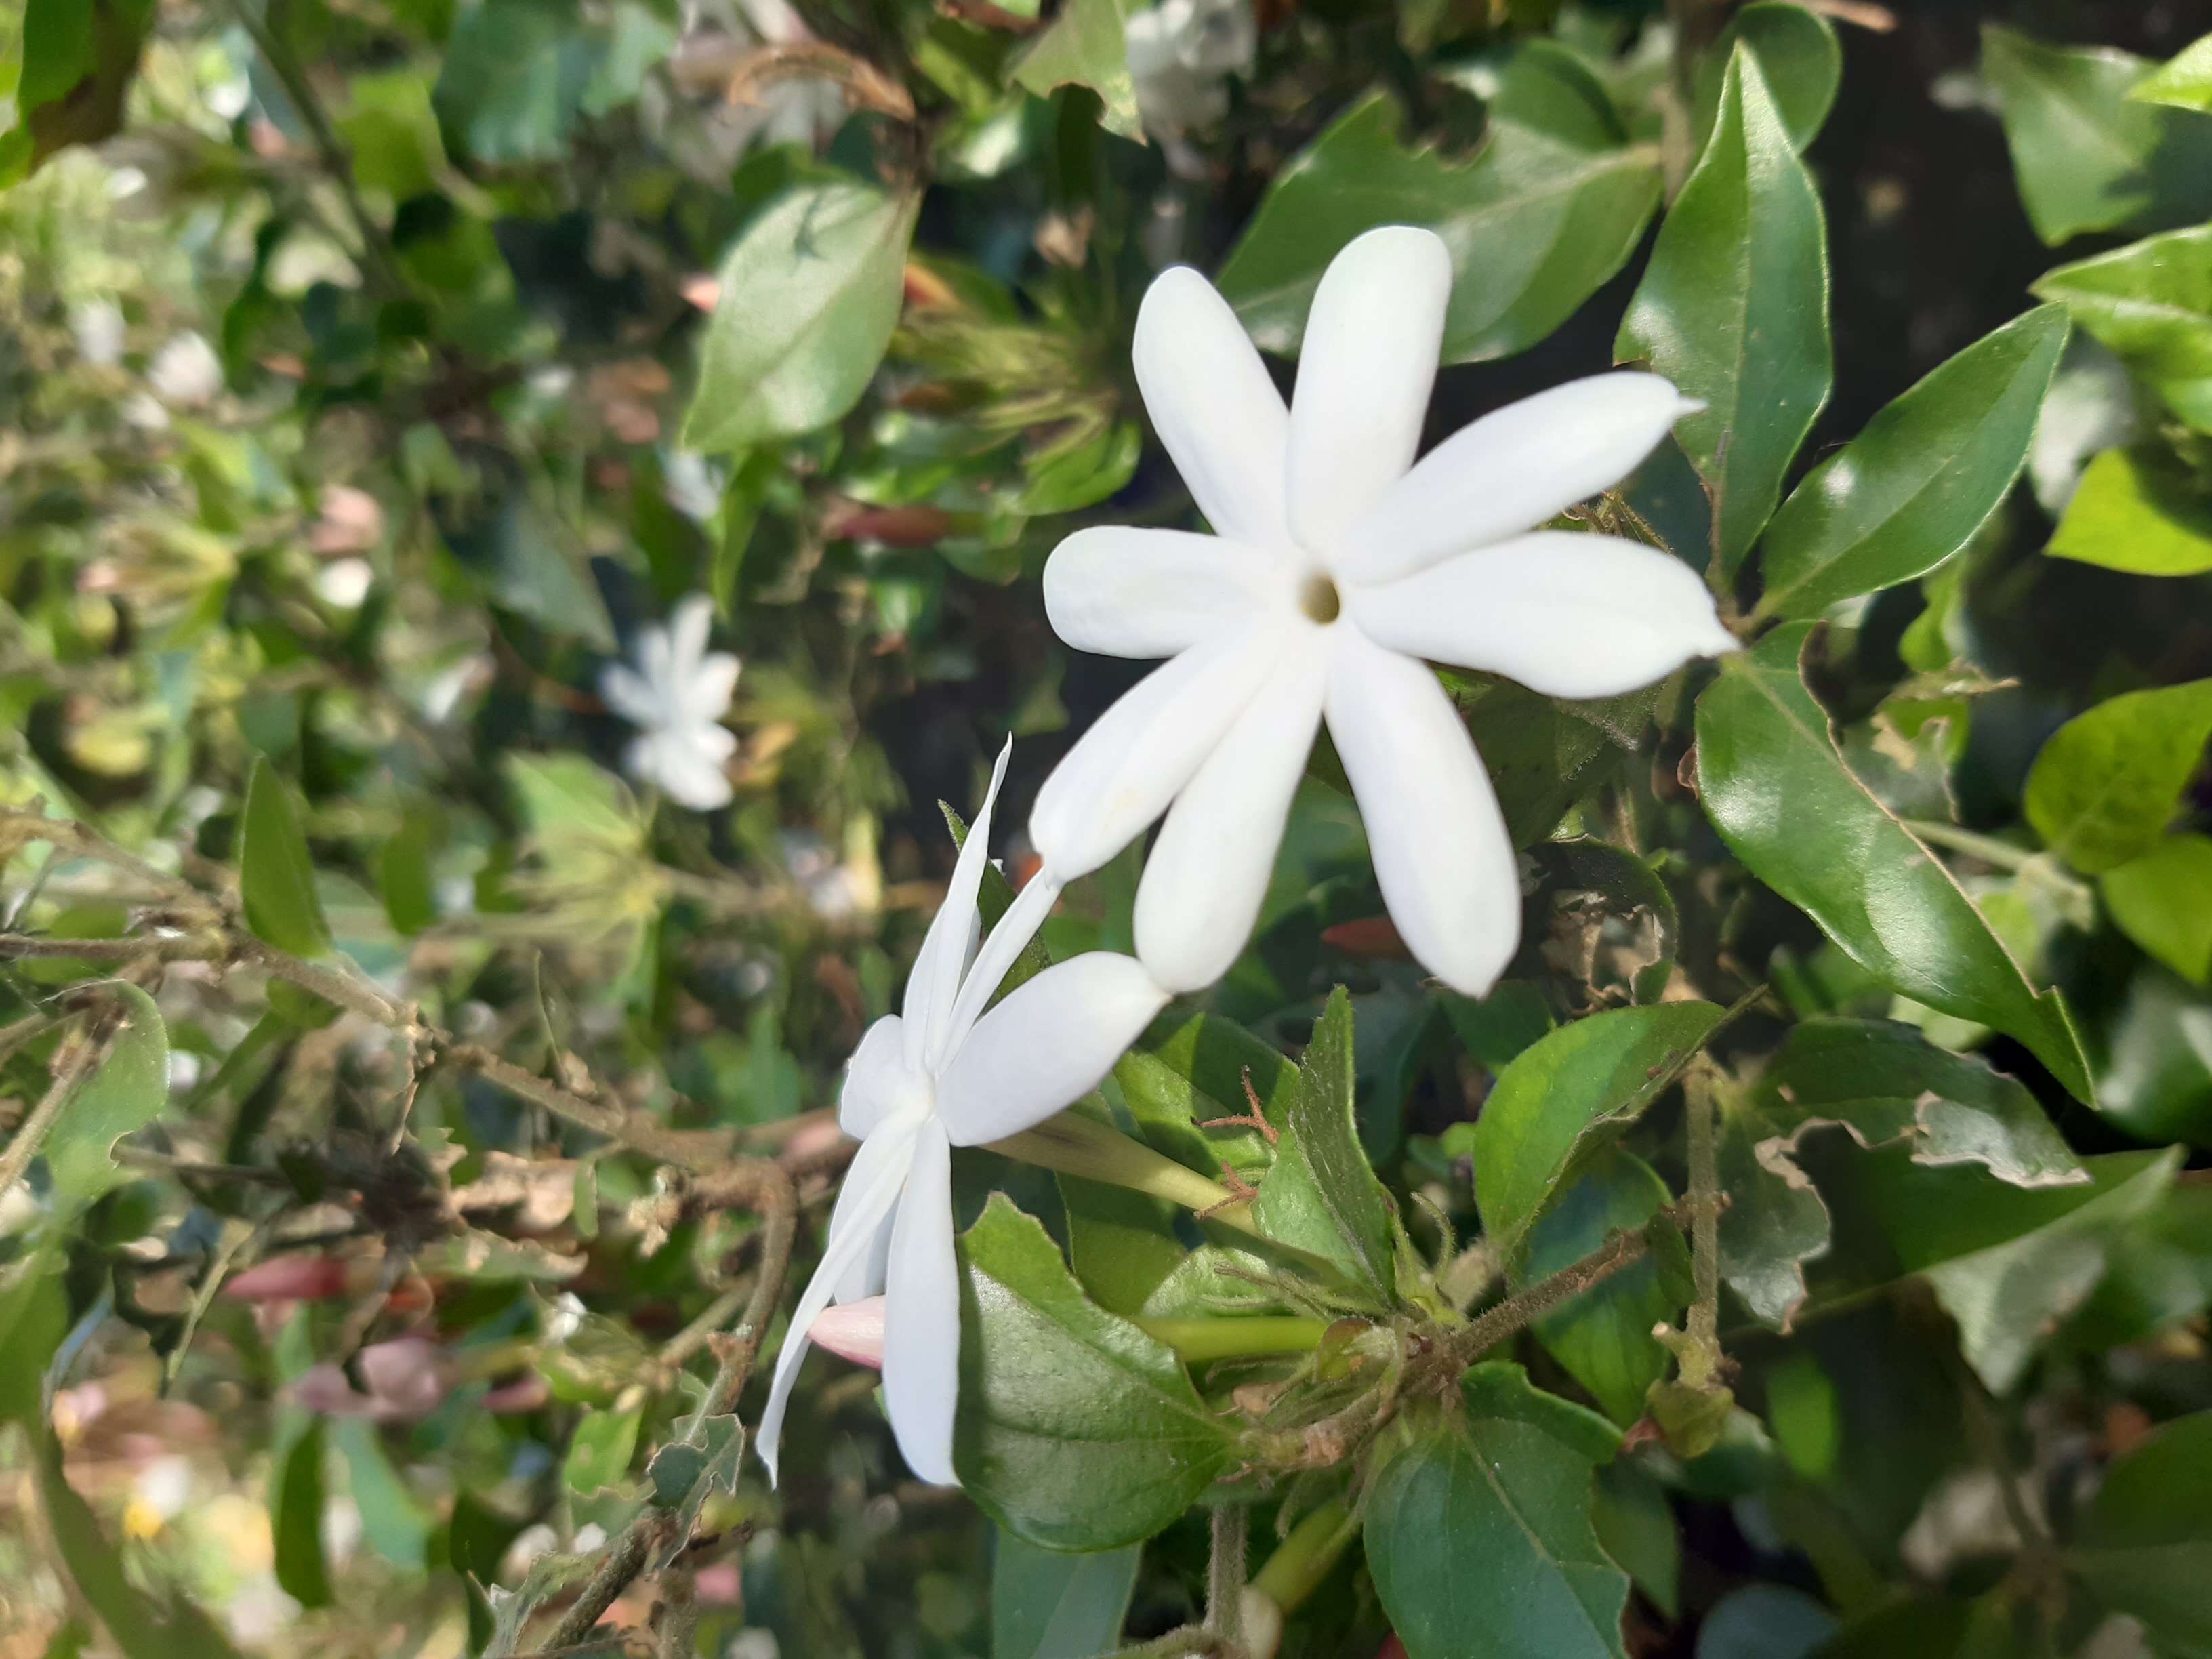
[682, 177, 920, 455]
[1756, 1019, 2085, 1189]
[333, 1416, 436, 1568]
[1010, 0, 1138, 140]
[1452, 680, 1664, 848]
[1251, 989, 1397, 1302]
[1525, 1150, 1683, 1424]
[1691, 1, 1841, 153]
[2073, 1410, 2212, 1647]
[271, 1419, 334, 1610]
[45, 984, 167, 1207]
[991, 1528, 1141, 1659]
[1367, 1416, 1629, 1659]
[562, 1405, 640, 1494]
[241, 758, 333, 958]
[644, 1415, 744, 1568]
[1714, 1088, 1835, 1330]
[1617, 45, 1831, 575]
[1059, 1173, 1189, 1320]
[430, 0, 665, 163]
[1756, 306, 2070, 618]
[2023, 678, 2212, 873]
[2131, 32, 2212, 113]
[2032, 225, 2212, 434]
[0, 0, 154, 184]
[2093, 967, 2212, 1148]
[1694, 626, 2093, 1101]
[1458, 1361, 1622, 1464]
[1462, 1002, 1723, 1267]
[2103, 834, 2212, 983]
[1980, 25, 2212, 246]
[2047, 446, 2212, 576]
[1217, 54, 1661, 365]
[1592, 1462, 1678, 1620]
[955, 1195, 1235, 1551]
[1695, 1585, 1837, 1659]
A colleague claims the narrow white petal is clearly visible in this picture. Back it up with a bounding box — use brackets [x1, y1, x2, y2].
[669, 593, 716, 672]
[882, 1124, 960, 1485]
[840, 1014, 919, 1139]
[1347, 532, 1737, 700]
[1134, 266, 1292, 546]
[659, 740, 733, 810]
[1133, 644, 1328, 994]
[1336, 373, 1700, 584]
[682, 652, 741, 723]
[1029, 621, 1288, 881]
[940, 871, 1063, 1062]
[636, 623, 674, 697]
[906, 741, 1012, 1071]
[828, 1178, 897, 1304]
[599, 663, 660, 727]
[756, 1123, 918, 1483]
[1043, 527, 1279, 660]
[935, 954, 1170, 1147]
[1326, 631, 1521, 997]
[1287, 226, 1452, 560]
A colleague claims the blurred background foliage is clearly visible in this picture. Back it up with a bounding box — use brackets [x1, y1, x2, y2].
[0, 0, 2209, 1656]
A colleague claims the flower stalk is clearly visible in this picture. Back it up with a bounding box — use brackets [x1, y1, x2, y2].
[989, 1107, 1263, 1237]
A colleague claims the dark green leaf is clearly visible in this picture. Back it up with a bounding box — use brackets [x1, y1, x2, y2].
[272, 1419, 335, 1610]
[431, 0, 665, 164]
[1218, 54, 1660, 365]
[1525, 1149, 1683, 1424]
[2093, 968, 2212, 1148]
[1692, 2, 1841, 152]
[1251, 989, 1397, 1302]
[1714, 1088, 1834, 1330]
[682, 178, 920, 454]
[1618, 46, 1831, 574]
[2023, 677, 2212, 872]
[241, 758, 333, 958]
[645, 1416, 744, 1567]
[1694, 626, 2093, 1101]
[1010, 0, 1139, 140]
[0, 0, 155, 183]
[1462, 1002, 1723, 1267]
[2072, 1409, 2212, 1647]
[1756, 306, 2069, 618]
[955, 1195, 1235, 1551]
[991, 1528, 1141, 1659]
[1458, 1361, 1622, 1464]
[2047, 445, 2212, 576]
[1453, 680, 1664, 848]
[45, 984, 167, 1208]
[1592, 1462, 1679, 1620]
[2032, 225, 2212, 434]
[2103, 834, 2212, 983]
[1367, 1416, 1629, 1659]
[1695, 1584, 1837, 1659]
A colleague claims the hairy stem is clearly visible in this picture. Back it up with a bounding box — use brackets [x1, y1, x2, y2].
[1207, 1503, 1248, 1651]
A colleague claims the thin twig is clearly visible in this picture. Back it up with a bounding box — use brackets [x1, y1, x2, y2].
[540, 1513, 678, 1652]
[1685, 1062, 1721, 1362]
[0, 1017, 102, 1202]
[1207, 1504, 1249, 1652]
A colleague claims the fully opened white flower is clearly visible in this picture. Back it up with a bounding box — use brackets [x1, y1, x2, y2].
[757, 745, 1169, 1486]
[1032, 226, 1737, 998]
[600, 594, 741, 811]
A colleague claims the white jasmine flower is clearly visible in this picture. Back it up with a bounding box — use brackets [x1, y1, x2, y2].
[600, 594, 741, 811]
[1033, 226, 1736, 998]
[148, 331, 224, 407]
[72, 300, 125, 366]
[1126, 0, 1254, 140]
[758, 744, 1170, 1486]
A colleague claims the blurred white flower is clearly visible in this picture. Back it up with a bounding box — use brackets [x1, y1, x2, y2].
[148, 332, 224, 407]
[314, 557, 375, 609]
[136, 1454, 194, 1519]
[600, 594, 741, 811]
[663, 448, 727, 523]
[72, 300, 126, 365]
[1126, 0, 1255, 139]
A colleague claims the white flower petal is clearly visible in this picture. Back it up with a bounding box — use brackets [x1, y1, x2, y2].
[1336, 373, 1699, 585]
[939, 870, 1062, 1061]
[935, 954, 1170, 1147]
[1043, 527, 1279, 660]
[882, 1124, 960, 1485]
[1287, 226, 1452, 560]
[830, 1188, 897, 1304]
[1134, 267, 1291, 546]
[1326, 630, 1520, 997]
[1029, 620, 1288, 881]
[669, 594, 716, 673]
[635, 623, 674, 697]
[907, 741, 1011, 1072]
[1347, 531, 1736, 700]
[655, 737, 733, 810]
[840, 1014, 920, 1139]
[1133, 643, 1328, 993]
[682, 652, 741, 723]
[756, 1122, 918, 1483]
[599, 663, 661, 727]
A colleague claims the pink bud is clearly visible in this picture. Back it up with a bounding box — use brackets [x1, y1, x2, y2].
[483, 1375, 551, 1414]
[809, 1297, 886, 1368]
[289, 1364, 378, 1418]
[224, 1255, 351, 1303]
[356, 1338, 455, 1419]
[693, 1562, 743, 1607]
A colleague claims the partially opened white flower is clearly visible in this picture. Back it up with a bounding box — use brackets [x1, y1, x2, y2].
[1033, 226, 1736, 998]
[757, 743, 1170, 1485]
[600, 594, 741, 811]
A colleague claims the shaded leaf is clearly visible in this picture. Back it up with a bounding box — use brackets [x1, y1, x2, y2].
[1525, 1149, 1684, 1424]
[2102, 834, 2212, 983]
[1010, 0, 1138, 140]
[991, 1528, 1141, 1659]
[271, 1419, 334, 1610]
[2072, 1410, 2212, 1649]
[45, 985, 167, 1208]
[1691, 1, 1841, 152]
[241, 758, 333, 958]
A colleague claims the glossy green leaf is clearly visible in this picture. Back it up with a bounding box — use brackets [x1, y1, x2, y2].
[1252, 990, 1397, 1302]
[1715, 1088, 1834, 1330]
[562, 1405, 640, 1494]
[682, 178, 920, 455]
[271, 1420, 334, 1610]
[1525, 1149, 1682, 1424]
[45, 983, 167, 1207]
[2131, 32, 2212, 113]
[991, 1528, 1141, 1659]
[1981, 25, 2212, 246]
[1756, 1019, 2085, 1189]
[2033, 225, 2212, 434]
[1691, 2, 1841, 152]
[1591, 1462, 1679, 1620]
[1368, 1415, 1629, 1659]
[1010, 0, 1139, 140]
[2048, 446, 2212, 576]
[1756, 306, 2069, 618]
[1059, 1173, 1187, 1319]
[2073, 1410, 2212, 1647]
[1218, 52, 1661, 365]
[1463, 1001, 1722, 1267]
[1618, 46, 1831, 575]
[1696, 1585, 1837, 1659]
[2103, 834, 2212, 983]
[2022, 677, 2212, 872]
[1694, 626, 2093, 1101]
[955, 1195, 1235, 1551]
[241, 758, 333, 958]
[1453, 679, 1664, 848]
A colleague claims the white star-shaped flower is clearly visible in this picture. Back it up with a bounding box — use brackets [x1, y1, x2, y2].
[758, 744, 1169, 1486]
[1031, 226, 1737, 998]
[600, 594, 741, 811]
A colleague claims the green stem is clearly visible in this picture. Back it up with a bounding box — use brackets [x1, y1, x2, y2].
[1137, 1317, 1327, 1364]
[1249, 1499, 1359, 1616]
[1684, 1063, 1722, 1374]
[1903, 819, 2038, 872]
[989, 1111, 1263, 1239]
